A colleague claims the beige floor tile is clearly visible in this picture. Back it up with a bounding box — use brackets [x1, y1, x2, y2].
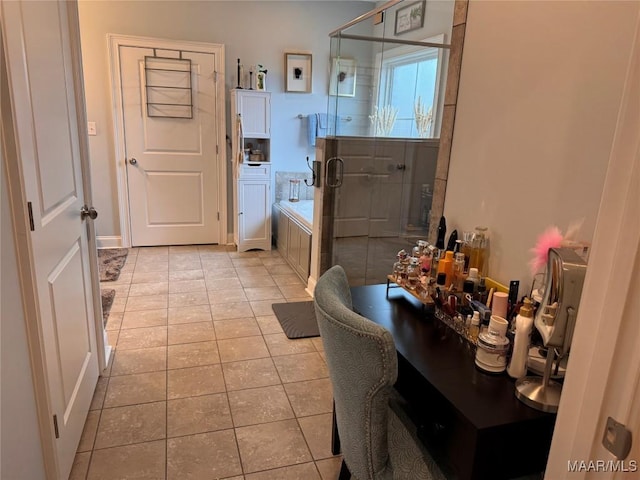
[239, 275, 276, 288]
[273, 352, 329, 383]
[206, 277, 242, 291]
[167, 393, 232, 437]
[167, 430, 242, 480]
[134, 262, 169, 274]
[169, 259, 202, 271]
[111, 346, 167, 376]
[236, 419, 312, 473]
[235, 265, 270, 277]
[109, 294, 127, 313]
[229, 251, 261, 258]
[245, 463, 321, 480]
[169, 279, 207, 293]
[232, 257, 263, 267]
[203, 267, 237, 280]
[255, 315, 284, 335]
[90, 377, 108, 410]
[265, 264, 296, 276]
[168, 305, 212, 324]
[315, 457, 344, 480]
[228, 385, 294, 427]
[311, 337, 324, 352]
[168, 322, 215, 345]
[138, 246, 169, 255]
[272, 274, 305, 287]
[259, 256, 288, 266]
[214, 318, 261, 340]
[222, 358, 281, 391]
[77, 410, 100, 452]
[121, 309, 168, 329]
[168, 269, 204, 281]
[168, 291, 209, 308]
[110, 272, 133, 285]
[95, 402, 166, 449]
[87, 440, 166, 480]
[249, 300, 276, 317]
[198, 244, 230, 253]
[287, 296, 314, 303]
[104, 371, 166, 408]
[117, 326, 167, 350]
[278, 284, 312, 299]
[167, 341, 220, 369]
[218, 336, 270, 363]
[210, 301, 255, 320]
[200, 257, 234, 270]
[69, 452, 91, 480]
[125, 294, 168, 311]
[284, 379, 333, 418]
[264, 333, 316, 357]
[298, 414, 334, 460]
[128, 282, 169, 297]
[170, 245, 200, 253]
[207, 288, 248, 304]
[132, 270, 169, 284]
[169, 252, 200, 262]
[135, 256, 168, 265]
[105, 312, 123, 331]
[108, 284, 131, 296]
[258, 250, 282, 258]
[244, 287, 285, 302]
[167, 364, 225, 399]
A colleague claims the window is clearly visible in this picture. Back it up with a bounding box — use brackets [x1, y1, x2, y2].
[374, 35, 445, 138]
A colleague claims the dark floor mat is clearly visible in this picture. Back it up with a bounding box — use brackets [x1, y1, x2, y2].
[272, 301, 319, 339]
[101, 288, 116, 327]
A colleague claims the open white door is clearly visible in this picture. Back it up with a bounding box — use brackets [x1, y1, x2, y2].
[2, 1, 99, 478]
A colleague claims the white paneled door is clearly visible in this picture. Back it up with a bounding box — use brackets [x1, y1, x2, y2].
[2, 1, 99, 478]
[119, 43, 221, 246]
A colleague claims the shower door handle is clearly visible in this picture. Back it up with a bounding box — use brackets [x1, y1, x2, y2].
[325, 157, 344, 188]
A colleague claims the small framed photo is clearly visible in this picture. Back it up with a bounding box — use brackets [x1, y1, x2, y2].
[395, 0, 426, 35]
[285, 52, 312, 93]
[329, 58, 356, 97]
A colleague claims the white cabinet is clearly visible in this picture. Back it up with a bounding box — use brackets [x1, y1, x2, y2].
[274, 206, 311, 281]
[236, 167, 271, 251]
[231, 89, 272, 252]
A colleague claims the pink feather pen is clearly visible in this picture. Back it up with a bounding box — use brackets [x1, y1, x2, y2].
[529, 226, 564, 275]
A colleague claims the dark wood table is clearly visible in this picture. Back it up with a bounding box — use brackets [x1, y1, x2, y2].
[341, 284, 555, 480]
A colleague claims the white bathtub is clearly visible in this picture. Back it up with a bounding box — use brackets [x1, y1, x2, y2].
[277, 200, 313, 231]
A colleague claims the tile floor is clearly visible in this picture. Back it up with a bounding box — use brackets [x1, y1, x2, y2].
[71, 245, 343, 480]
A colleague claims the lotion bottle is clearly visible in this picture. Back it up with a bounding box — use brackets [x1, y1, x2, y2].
[507, 298, 534, 379]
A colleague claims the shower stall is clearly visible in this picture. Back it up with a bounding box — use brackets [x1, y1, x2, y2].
[311, 0, 455, 286]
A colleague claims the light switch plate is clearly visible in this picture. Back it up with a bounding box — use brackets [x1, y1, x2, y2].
[87, 121, 97, 136]
[602, 416, 632, 460]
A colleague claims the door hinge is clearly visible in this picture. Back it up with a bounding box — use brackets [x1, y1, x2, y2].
[27, 202, 35, 231]
[217, 212, 220, 220]
[214, 71, 218, 83]
[53, 414, 59, 439]
[216, 145, 219, 154]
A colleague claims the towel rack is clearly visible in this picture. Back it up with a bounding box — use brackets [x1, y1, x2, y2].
[297, 114, 352, 122]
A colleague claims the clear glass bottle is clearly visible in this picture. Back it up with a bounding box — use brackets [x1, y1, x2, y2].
[289, 179, 300, 202]
[469, 311, 481, 343]
[469, 226, 489, 276]
[453, 252, 466, 291]
[407, 257, 421, 291]
[392, 254, 406, 286]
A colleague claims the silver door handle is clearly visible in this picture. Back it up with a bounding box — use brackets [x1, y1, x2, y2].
[129, 158, 137, 165]
[80, 205, 98, 220]
[325, 157, 344, 188]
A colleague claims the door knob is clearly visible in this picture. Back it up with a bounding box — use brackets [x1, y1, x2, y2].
[129, 158, 137, 165]
[396, 164, 406, 170]
[80, 205, 98, 220]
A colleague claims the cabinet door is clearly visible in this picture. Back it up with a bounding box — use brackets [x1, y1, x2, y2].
[237, 91, 270, 138]
[237, 180, 270, 251]
[276, 209, 289, 253]
[298, 227, 312, 280]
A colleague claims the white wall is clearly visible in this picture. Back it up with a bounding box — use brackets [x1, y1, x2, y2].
[443, 0, 639, 293]
[1, 133, 46, 480]
[77, 0, 374, 240]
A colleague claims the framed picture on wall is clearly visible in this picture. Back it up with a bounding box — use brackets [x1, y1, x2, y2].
[285, 52, 312, 93]
[329, 58, 356, 97]
[395, 0, 426, 35]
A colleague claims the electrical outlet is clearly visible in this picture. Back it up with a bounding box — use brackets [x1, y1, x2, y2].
[87, 122, 97, 136]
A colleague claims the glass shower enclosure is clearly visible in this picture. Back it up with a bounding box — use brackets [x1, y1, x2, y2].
[313, 0, 454, 286]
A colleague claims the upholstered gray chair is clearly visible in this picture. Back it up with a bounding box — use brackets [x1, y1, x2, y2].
[314, 265, 444, 480]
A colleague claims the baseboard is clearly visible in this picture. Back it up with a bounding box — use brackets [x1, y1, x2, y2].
[306, 276, 316, 298]
[96, 236, 122, 248]
[227, 233, 235, 245]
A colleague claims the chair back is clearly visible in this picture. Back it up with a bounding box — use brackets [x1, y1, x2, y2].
[314, 266, 398, 480]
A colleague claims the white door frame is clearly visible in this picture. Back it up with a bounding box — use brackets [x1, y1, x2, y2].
[108, 34, 227, 247]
